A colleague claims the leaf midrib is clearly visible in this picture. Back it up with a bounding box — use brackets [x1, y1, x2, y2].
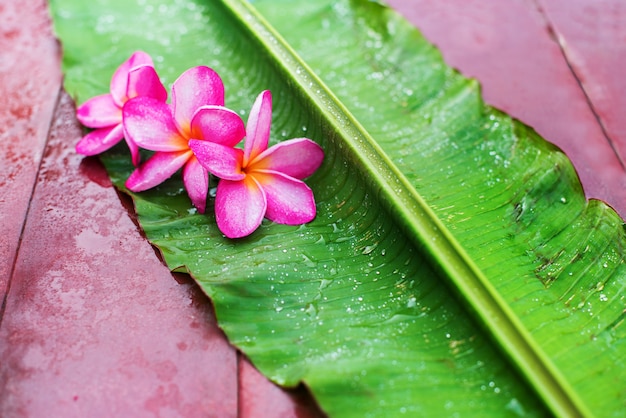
[221, 0, 590, 416]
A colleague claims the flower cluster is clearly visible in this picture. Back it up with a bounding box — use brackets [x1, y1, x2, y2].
[76, 51, 324, 238]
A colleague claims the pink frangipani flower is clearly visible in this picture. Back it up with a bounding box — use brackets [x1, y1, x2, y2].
[123, 66, 245, 213]
[75, 51, 167, 166]
[189, 90, 324, 239]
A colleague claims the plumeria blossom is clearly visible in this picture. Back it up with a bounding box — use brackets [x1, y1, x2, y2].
[123, 66, 245, 213]
[76, 51, 167, 166]
[189, 90, 324, 239]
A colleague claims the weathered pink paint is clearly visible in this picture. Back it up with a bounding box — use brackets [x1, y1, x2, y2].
[0, 0, 62, 296]
[0, 93, 239, 417]
[239, 357, 326, 418]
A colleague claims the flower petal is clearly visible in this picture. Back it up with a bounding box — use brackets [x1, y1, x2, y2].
[253, 171, 317, 225]
[244, 90, 272, 166]
[251, 138, 324, 179]
[125, 150, 192, 192]
[110, 51, 154, 106]
[75, 124, 124, 156]
[76, 94, 121, 128]
[190, 106, 245, 147]
[127, 65, 167, 102]
[125, 135, 142, 167]
[215, 177, 266, 239]
[188, 139, 245, 181]
[182, 156, 209, 213]
[123, 97, 188, 151]
[171, 66, 225, 136]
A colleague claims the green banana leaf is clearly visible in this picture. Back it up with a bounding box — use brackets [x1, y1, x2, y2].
[50, 0, 626, 416]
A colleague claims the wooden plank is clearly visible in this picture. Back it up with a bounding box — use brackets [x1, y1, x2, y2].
[538, 0, 626, 176]
[238, 357, 326, 418]
[0, 0, 62, 298]
[0, 91, 238, 416]
[385, 0, 626, 218]
[0, 91, 240, 416]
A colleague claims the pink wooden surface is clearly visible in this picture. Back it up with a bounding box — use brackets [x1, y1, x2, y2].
[538, 0, 626, 173]
[239, 358, 324, 418]
[1, 0, 623, 416]
[385, 0, 626, 218]
[0, 87, 239, 416]
[0, 0, 61, 297]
